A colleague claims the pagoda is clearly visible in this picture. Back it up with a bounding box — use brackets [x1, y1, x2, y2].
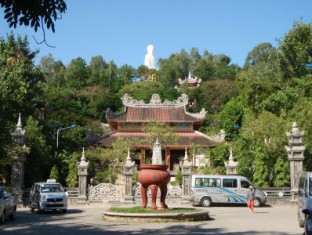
[178, 72, 202, 89]
[99, 93, 219, 172]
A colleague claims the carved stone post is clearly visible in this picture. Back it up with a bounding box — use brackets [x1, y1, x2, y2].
[78, 147, 89, 202]
[10, 113, 26, 195]
[285, 122, 305, 202]
[123, 148, 135, 204]
[182, 148, 192, 201]
[225, 147, 238, 175]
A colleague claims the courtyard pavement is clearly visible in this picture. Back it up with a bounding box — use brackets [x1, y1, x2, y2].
[0, 203, 304, 235]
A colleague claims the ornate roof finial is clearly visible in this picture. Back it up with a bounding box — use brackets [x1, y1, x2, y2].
[126, 148, 131, 162]
[184, 147, 188, 161]
[16, 113, 23, 131]
[81, 147, 86, 162]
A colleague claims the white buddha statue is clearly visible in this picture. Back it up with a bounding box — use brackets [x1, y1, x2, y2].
[144, 44, 156, 69]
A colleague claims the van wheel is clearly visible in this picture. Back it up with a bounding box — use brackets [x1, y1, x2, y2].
[30, 201, 34, 212]
[37, 204, 43, 214]
[201, 197, 212, 207]
[254, 197, 261, 207]
[9, 207, 16, 220]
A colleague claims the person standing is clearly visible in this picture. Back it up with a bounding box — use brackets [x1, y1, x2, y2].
[247, 185, 255, 213]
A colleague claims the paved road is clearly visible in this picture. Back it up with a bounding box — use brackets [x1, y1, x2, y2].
[0, 204, 304, 235]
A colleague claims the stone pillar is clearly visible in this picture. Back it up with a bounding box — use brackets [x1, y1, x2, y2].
[10, 113, 26, 194]
[182, 148, 192, 201]
[285, 122, 305, 202]
[77, 147, 89, 202]
[225, 147, 238, 175]
[123, 148, 135, 204]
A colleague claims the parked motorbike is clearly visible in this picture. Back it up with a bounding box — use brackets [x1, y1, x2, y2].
[302, 209, 312, 235]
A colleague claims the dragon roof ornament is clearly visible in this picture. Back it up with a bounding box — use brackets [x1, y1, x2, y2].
[121, 93, 189, 107]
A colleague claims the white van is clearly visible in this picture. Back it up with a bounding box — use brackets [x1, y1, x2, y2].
[29, 179, 67, 213]
[298, 172, 312, 227]
[191, 175, 267, 207]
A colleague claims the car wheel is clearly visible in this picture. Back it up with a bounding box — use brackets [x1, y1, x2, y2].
[0, 211, 6, 224]
[37, 204, 43, 214]
[201, 197, 212, 207]
[30, 202, 35, 213]
[254, 197, 261, 207]
[10, 207, 16, 220]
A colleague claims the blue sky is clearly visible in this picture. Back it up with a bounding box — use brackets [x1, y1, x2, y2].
[1, 0, 312, 68]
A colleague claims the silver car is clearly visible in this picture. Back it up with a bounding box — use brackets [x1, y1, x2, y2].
[0, 186, 18, 224]
[29, 179, 67, 213]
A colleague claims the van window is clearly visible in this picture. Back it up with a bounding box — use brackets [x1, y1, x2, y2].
[299, 177, 308, 197]
[194, 177, 221, 187]
[241, 180, 251, 189]
[309, 178, 312, 196]
[41, 184, 62, 193]
[223, 179, 237, 188]
[299, 176, 305, 188]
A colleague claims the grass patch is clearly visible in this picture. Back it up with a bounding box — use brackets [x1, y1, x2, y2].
[107, 206, 199, 214]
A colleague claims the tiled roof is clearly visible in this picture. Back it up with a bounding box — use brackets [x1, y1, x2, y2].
[98, 131, 217, 148]
[106, 106, 203, 123]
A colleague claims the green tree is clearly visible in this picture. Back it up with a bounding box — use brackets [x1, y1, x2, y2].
[119, 81, 178, 103]
[88, 55, 108, 85]
[24, 116, 50, 187]
[87, 139, 132, 183]
[158, 49, 190, 87]
[65, 57, 91, 88]
[143, 122, 179, 148]
[203, 145, 228, 175]
[200, 80, 239, 114]
[218, 97, 244, 140]
[49, 165, 60, 182]
[244, 43, 275, 69]
[0, 34, 44, 183]
[273, 156, 290, 187]
[40, 54, 66, 88]
[66, 152, 80, 187]
[1, 0, 66, 33]
[279, 21, 312, 79]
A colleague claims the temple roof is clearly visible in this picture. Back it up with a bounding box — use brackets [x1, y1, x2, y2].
[98, 131, 217, 148]
[106, 93, 207, 123]
[106, 106, 206, 123]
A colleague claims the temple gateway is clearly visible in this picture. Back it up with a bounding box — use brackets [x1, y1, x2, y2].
[99, 93, 221, 174]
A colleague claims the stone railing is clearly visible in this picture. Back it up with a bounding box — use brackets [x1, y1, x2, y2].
[260, 187, 292, 205]
[60, 186, 294, 206]
[88, 183, 123, 203]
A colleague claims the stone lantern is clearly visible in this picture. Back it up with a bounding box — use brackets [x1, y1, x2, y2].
[123, 148, 135, 203]
[77, 147, 89, 202]
[285, 122, 305, 202]
[225, 147, 238, 175]
[10, 113, 26, 193]
[182, 147, 192, 200]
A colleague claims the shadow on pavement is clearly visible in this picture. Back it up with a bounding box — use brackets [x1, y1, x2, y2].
[0, 207, 295, 235]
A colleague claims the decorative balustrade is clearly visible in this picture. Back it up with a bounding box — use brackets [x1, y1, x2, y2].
[88, 183, 122, 202]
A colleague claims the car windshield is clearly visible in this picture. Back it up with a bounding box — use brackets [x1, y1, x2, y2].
[309, 178, 312, 196]
[41, 184, 63, 193]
